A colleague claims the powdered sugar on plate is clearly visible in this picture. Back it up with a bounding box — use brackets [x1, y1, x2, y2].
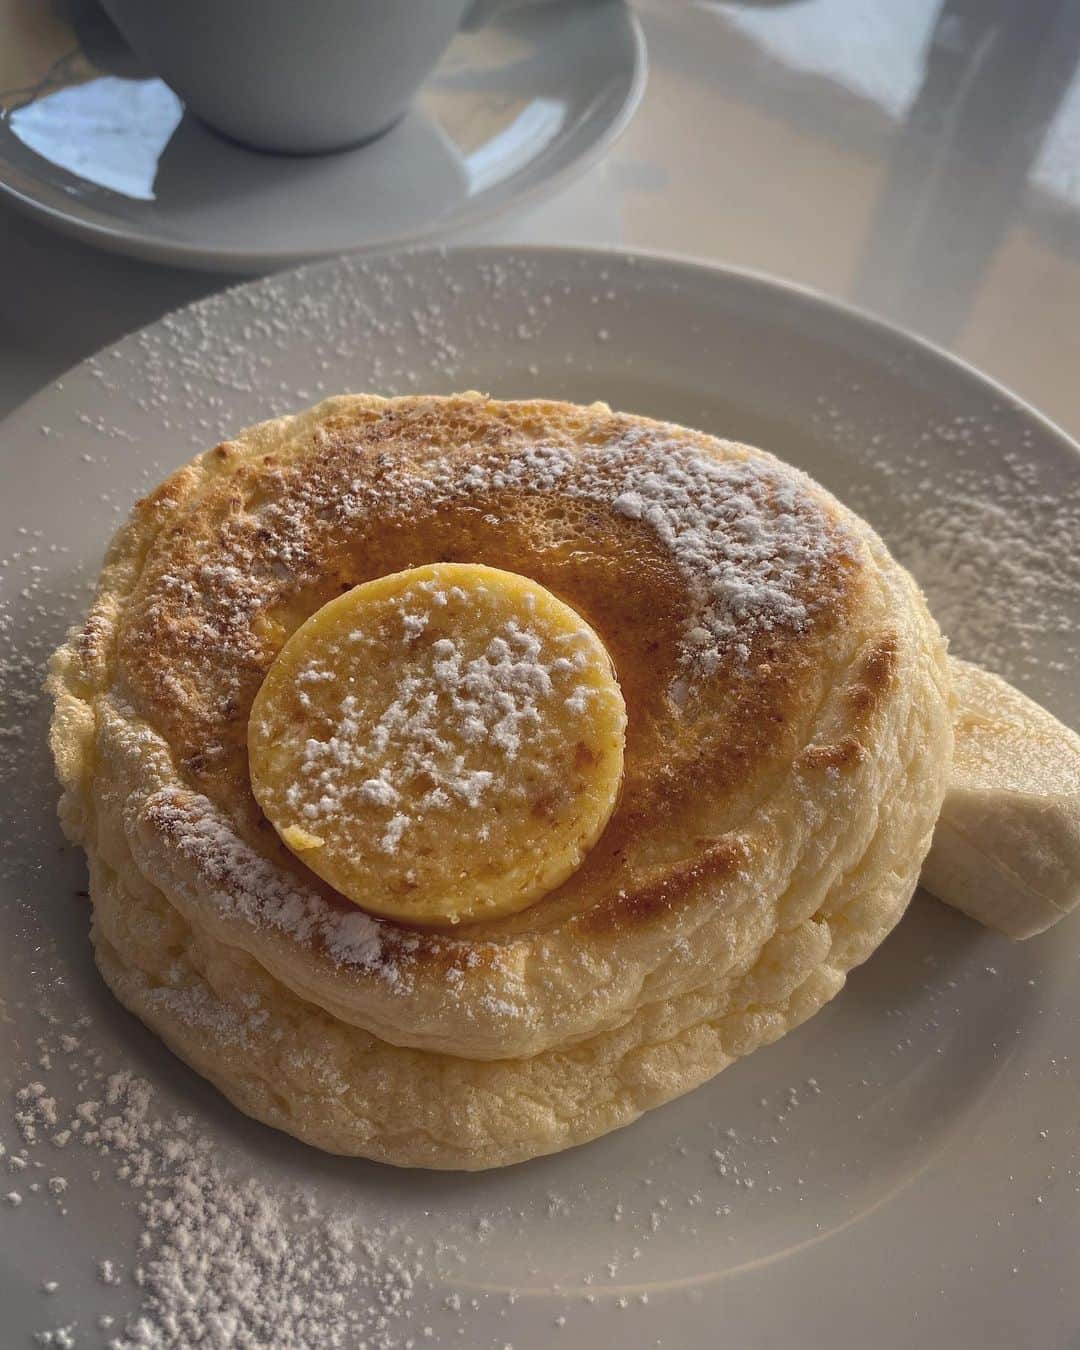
[841, 428, 1080, 686]
[7, 1033, 443, 1349]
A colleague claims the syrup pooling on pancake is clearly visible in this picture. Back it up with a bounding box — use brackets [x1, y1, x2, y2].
[248, 563, 627, 925]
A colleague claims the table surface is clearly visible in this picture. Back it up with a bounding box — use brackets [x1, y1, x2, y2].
[3, 0, 1079, 440]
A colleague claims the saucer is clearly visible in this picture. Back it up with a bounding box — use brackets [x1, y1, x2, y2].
[0, 0, 645, 272]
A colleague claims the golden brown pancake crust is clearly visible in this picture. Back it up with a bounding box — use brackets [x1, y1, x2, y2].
[117, 397, 858, 931]
[51, 396, 952, 1126]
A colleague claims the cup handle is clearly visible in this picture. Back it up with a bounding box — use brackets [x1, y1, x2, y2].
[461, 0, 574, 34]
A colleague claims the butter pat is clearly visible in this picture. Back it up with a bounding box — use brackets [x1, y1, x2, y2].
[248, 563, 626, 926]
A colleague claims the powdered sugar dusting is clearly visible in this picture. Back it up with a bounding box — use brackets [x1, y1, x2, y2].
[144, 791, 421, 985]
[4, 936, 1044, 1346]
[408, 425, 849, 673]
[285, 586, 599, 856]
[7, 1042, 444, 1349]
[126, 411, 851, 748]
[838, 423, 1080, 686]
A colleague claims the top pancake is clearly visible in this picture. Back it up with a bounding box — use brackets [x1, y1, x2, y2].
[53, 394, 948, 1062]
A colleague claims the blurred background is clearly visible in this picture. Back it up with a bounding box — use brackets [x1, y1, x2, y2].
[2, 0, 1078, 434]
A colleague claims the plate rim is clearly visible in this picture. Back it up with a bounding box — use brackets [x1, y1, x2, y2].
[3, 240, 1077, 467]
[0, 9, 647, 274]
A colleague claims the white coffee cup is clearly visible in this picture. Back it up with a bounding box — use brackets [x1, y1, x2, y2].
[99, 0, 557, 155]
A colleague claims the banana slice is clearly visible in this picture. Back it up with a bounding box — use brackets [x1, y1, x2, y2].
[922, 659, 1080, 939]
[248, 563, 627, 927]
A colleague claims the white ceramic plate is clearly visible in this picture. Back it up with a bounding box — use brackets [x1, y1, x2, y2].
[2, 247, 1078, 1349]
[0, 1, 644, 272]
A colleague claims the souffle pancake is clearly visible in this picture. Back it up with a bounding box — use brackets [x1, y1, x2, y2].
[49, 394, 953, 1169]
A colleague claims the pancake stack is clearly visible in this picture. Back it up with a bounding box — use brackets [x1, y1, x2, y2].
[49, 395, 953, 1168]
